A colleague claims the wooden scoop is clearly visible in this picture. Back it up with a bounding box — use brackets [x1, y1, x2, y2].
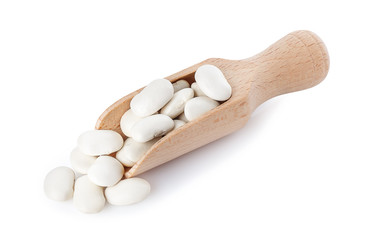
[96, 30, 330, 178]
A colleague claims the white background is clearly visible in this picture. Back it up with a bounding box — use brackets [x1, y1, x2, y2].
[0, 0, 364, 239]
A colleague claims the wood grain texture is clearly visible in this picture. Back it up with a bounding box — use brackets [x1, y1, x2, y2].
[95, 30, 330, 178]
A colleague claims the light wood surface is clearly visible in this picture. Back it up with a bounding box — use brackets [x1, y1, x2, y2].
[95, 30, 330, 178]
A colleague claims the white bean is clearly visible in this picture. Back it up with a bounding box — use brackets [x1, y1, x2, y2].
[172, 79, 190, 92]
[131, 114, 174, 143]
[73, 175, 105, 213]
[88, 156, 124, 187]
[178, 112, 189, 122]
[191, 82, 207, 97]
[173, 119, 186, 130]
[130, 79, 174, 117]
[116, 137, 160, 167]
[105, 178, 151, 206]
[195, 64, 232, 101]
[44, 166, 75, 201]
[184, 97, 219, 121]
[70, 147, 97, 174]
[120, 109, 143, 137]
[77, 130, 124, 156]
[160, 88, 194, 118]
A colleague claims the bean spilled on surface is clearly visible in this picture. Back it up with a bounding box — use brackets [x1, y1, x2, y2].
[105, 178, 151, 206]
[88, 156, 124, 187]
[70, 147, 97, 174]
[73, 175, 105, 214]
[44, 166, 75, 201]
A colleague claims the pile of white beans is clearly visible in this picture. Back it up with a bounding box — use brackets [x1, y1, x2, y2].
[44, 64, 232, 213]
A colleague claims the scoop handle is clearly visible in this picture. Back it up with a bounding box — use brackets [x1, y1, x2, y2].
[248, 30, 330, 109]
